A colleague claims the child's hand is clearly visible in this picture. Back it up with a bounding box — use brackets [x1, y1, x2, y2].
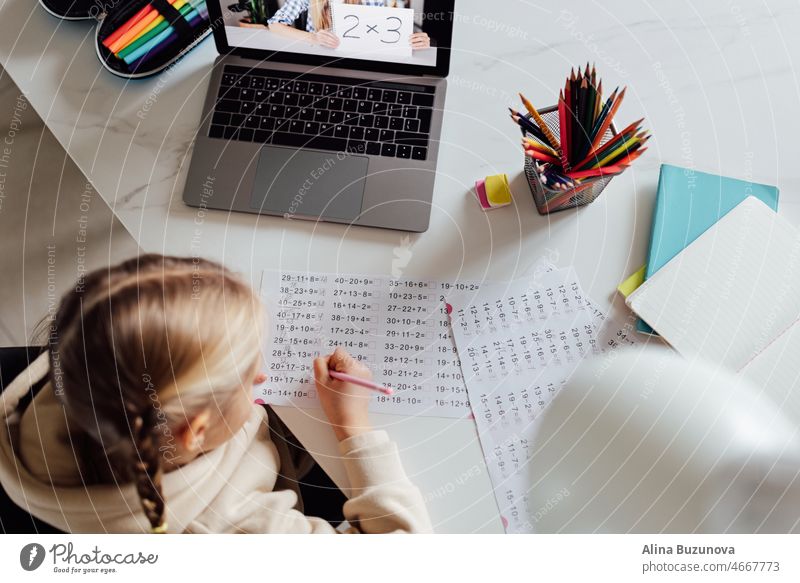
[409, 32, 430, 50]
[313, 347, 373, 441]
[313, 30, 340, 48]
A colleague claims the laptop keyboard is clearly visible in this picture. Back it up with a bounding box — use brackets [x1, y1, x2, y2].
[208, 65, 435, 160]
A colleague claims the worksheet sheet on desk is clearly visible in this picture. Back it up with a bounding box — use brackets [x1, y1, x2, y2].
[448, 268, 638, 533]
[254, 269, 479, 418]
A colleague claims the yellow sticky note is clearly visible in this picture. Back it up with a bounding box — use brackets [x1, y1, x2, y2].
[484, 174, 512, 207]
[617, 265, 646, 297]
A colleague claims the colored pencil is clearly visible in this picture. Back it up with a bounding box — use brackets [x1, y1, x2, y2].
[103, 5, 152, 48]
[519, 93, 561, 152]
[557, 90, 571, 171]
[587, 86, 626, 153]
[329, 371, 394, 396]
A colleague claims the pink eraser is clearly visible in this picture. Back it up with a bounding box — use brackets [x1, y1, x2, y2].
[474, 178, 491, 209]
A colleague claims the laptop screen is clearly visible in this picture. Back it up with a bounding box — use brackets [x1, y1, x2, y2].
[214, 0, 454, 73]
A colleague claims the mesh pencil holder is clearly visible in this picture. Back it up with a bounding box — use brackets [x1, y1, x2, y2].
[523, 106, 617, 215]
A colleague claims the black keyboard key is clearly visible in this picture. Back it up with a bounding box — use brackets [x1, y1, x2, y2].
[314, 109, 329, 123]
[240, 102, 255, 114]
[389, 104, 405, 117]
[266, 78, 280, 90]
[357, 100, 372, 114]
[381, 143, 397, 157]
[289, 120, 304, 133]
[323, 84, 338, 95]
[280, 81, 295, 93]
[379, 129, 395, 142]
[254, 103, 269, 116]
[353, 87, 368, 99]
[309, 82, 323, 95]
[295, 81, 308, 93]
[349, 126, 365, 140]
[304, 121, 320, 135]
[272, 132, 348, 151]
[404, 118, 420, 132]
[365, 128, 379, 141]
[250, 76, 265, 89]
[412, 146, 427, 160]
[239, 128, 254, 141]
[412, 93, 434, 107]
[397, 91, 412, 104]
[397, 145, 412, 159]
[284, 93, 299, 106]
[367, 88, 382, 101]
[319, 122, 334, 135]
[359, 114, 374, 127]
[245, 115, 260, 129]
[223, 126, 238, 139]
[217, 99, 240, 113]
[374, 116, 389, 129]
[235, 77, 249, 88]
[402, 106, 417, 118]
[337, 87, 352, 98]
[328, 97, 343, 110]
[344, 112, 359, 126]
[212, 112, 230, 125]
[348, 141, 366, 154]
[366, 142, 381, 156]
[382, 90, 397, 103]
[218, 86, 240, 100]
[299, 94, 314, 107]
[209, 124, 225, 138]
[389, 117, 404, 130]
[269, 105, 286, 118]
[394, 131, 428, 147]
[314, 97, 329, 109]
[373, 102, 387, 115]
[254, 130, 271, 143]
[269, 91, 284, 104]
[330, 111, 345, 124]
[334, 125, 349, 139]
[240, 88, 254, 101]
[285, 106, 300, 118]
[308, 136, 348, 151]
[299, 108, 314, 121]
[230, 113, 245, 126]
[417, 108, 432, 133]
[255, 89, 268, 102]
[343, 99, 358, 112]
[260, 117, 275, 130]
[221, 73, 237, 86]
[271, 132, 308, 148]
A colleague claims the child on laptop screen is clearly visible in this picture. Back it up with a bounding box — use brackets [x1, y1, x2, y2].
[268, 0, 430, 49]
[0, 254, 432, 533]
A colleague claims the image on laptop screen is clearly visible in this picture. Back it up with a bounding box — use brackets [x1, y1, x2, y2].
[218, 0, 450, 68]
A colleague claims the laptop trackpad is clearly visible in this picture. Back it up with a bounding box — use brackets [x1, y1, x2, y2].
[250, 147, 367, 220]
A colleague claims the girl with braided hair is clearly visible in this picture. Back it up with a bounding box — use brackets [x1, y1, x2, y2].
[0, 254, 432, 533]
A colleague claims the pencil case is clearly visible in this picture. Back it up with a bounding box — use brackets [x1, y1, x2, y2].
[38, 0, 212, 79]
[523, 106, 617, 215]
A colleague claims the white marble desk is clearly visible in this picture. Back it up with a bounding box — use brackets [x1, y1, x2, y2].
[2, 0, 800, 532]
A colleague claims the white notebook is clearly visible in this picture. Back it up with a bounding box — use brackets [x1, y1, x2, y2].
[739, 320, 800, 424]
[627, 197, 800, 371]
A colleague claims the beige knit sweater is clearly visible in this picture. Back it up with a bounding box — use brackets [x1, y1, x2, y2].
[0, 352, 432, 533]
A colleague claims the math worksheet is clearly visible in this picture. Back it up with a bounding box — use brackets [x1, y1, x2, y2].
[449, 268, 637, 533]
[254, 269, 478, 417]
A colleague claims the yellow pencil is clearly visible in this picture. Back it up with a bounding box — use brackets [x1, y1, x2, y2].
[518, 93, 561, 152]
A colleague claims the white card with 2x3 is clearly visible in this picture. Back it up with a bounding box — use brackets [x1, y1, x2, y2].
[332, 4, 414, 57]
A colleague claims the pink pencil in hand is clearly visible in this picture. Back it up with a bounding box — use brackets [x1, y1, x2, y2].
[329, 371, 394, 396]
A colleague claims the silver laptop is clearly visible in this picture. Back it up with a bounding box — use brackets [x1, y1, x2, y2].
[183, 0, 455, 232]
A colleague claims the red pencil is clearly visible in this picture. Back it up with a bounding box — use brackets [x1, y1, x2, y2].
[558, 90, 571, 171]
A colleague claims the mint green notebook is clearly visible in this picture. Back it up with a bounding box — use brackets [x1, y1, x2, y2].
[638, 164, 780, 334]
